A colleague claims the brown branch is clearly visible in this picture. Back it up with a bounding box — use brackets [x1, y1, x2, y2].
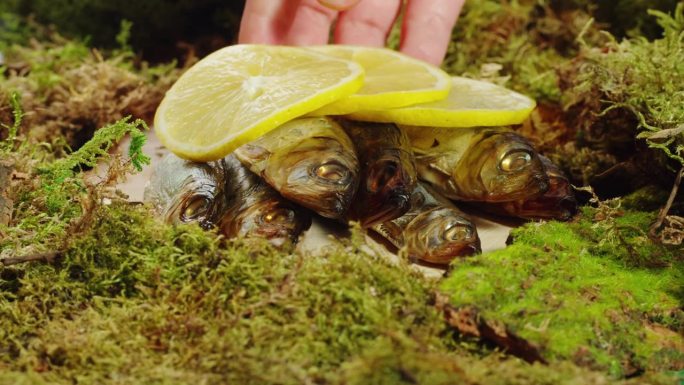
[1, 251, 59, 266]
[435, 292, 547, 364]
[649, 166, 684, 240]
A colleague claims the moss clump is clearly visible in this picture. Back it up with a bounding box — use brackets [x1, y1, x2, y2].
[442, 0, 607, 104]
[443, 2, 684, 201]
[441, 204, 683, 377]
[0, 114, 149, 259]
[0, 18, 183, 151]
[563, 4, 684, 175]
[591, 0, 681, 39]
[3, 0, 244, 61]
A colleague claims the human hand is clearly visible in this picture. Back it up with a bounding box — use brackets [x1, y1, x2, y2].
[238, 0, 465, 66]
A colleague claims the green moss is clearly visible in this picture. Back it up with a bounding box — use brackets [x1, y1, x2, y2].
[4, 0, 244, 60]
[566, 4, 684, 168]
[1, 201, 677, 384]
[442, 206, 683, 376]
[592, 0, 681, 39]
[442, 0, 605, 104]
[0, 117, 148, 258]
[0, 18, 181, 150]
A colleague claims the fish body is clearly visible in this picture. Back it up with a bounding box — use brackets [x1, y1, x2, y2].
[144, 153, 310, 247]
[235, 117, 359, 220]
[372, 183, 480, 265]
[481, 156, 577, 221]
[405, 126, 549, 202]
[340, 120, 417, 227]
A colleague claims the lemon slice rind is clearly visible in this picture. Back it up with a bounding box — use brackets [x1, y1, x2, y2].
[347, 76, 536, 127]
[308, 46, 451, 116]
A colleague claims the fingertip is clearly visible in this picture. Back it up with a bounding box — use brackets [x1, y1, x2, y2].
[400, 0, 464, 65]
[238, 0, 293, 44]
[333, 0, 401, 47]
[286, 0, 338, 45]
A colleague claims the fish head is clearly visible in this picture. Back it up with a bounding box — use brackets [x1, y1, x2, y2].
[359, 149, 416, 226]
[218, 199, 310, 248]
[518, 157, 577, 220]
[145, 154, 225, 229]
[404, 207, 481, 265]
[264, 135, 359, 220]
[455, 130, 549, 202]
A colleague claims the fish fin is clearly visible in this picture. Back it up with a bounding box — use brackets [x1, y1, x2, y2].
[234, 144, 271, 172]
[418, 154, 453, 178]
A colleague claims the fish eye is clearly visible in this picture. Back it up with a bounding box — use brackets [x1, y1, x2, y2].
[499, 150, 532, 172]
[262, 208, 294, 224]
[443, 223, 471, 241]
[314, 161, 350, 183]
[181, 196, 210, 221]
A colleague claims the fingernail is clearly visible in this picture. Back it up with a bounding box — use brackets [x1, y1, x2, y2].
[317, 0, 361, 11]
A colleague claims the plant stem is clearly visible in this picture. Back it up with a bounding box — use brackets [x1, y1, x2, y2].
[649, 166, 684, 240]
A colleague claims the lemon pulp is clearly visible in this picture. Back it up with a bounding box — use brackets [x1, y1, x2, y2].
[155, 44, 365, 161]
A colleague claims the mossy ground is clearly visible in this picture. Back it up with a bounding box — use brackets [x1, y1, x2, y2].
[0, 202, 678, 385]
[1, 3, 684, 384]
[442, 200, 683, 377]
[0, 15, 183, 152]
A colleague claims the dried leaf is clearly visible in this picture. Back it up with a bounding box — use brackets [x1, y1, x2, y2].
[642, 124, 684, 140]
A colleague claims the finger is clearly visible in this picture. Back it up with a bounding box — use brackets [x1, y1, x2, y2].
[333, 0, 401, 46]
[286, 0, 338, 45]
[238, 0, 298, 44]
[400, 0, 464, 65]
[317, 0, 362, 11]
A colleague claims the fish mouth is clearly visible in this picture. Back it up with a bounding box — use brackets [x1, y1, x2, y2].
[485, 171, 550, 202]
[409, 236, 481, 265]
[358, 157, 415, 227]
[554, 196, 578, 221]
[516, 177, 577, 220]
[359, 193, 411, 228]
[421, 225, 481, 265]
[280, 185, 356, 220]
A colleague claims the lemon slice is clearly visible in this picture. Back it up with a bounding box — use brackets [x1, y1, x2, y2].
[155, 44, 364, 161]
[348, 77, 536, 127]
[308, 46, 451, 116]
